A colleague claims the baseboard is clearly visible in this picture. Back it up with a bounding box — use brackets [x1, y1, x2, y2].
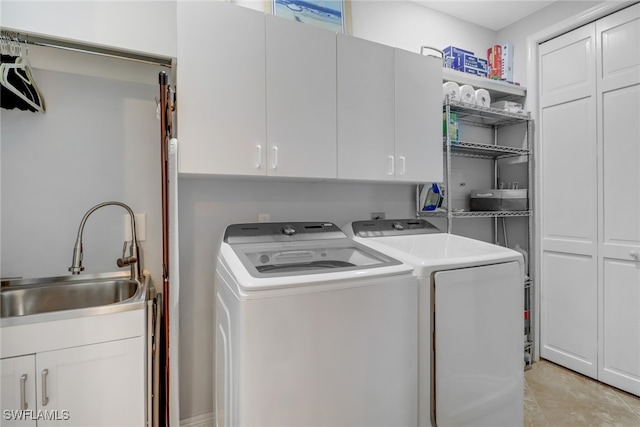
[180, 412, 214, 427]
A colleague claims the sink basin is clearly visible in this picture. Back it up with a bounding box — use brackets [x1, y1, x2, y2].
[1, 273, 145, 320]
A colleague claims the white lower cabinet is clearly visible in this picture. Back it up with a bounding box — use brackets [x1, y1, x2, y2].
[1, 338, 144, 427]
[1, 355, 37, 427]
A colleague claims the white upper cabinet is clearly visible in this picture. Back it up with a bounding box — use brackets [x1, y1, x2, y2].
[177, 1, 267, 176]
[265, 15, 337, 179]
[395, 49, 443, 183]
[178, 3, 442, 182]
[177, 3, 337, 178]
[337, 34, 396, 181]
[338, 34, 443, 182]
[1, 1, 176, 58]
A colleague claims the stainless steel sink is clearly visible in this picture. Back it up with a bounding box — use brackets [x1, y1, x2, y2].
[1, 272, 146, 321]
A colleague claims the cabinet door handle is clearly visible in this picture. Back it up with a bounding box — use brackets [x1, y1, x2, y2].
[41, 369, 49, 406]
[256, 145, 262, 169]
[388, 156, 395, 175]
[398, 156, 406, 175]
[20, 374, 28, 410]
[272, 146, 278, 170]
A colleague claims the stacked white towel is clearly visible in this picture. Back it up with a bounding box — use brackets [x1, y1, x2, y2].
[442, 81, 460, 102]
[459, 85, 476, 105]
[475, 88, 491, 107]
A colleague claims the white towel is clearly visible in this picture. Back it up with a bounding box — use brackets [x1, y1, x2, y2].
[442, 81, 460, 102]
[475, 88, 491, 107]
[459, 84, 476, 105]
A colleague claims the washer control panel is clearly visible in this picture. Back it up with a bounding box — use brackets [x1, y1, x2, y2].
[224, 222, 346, 244]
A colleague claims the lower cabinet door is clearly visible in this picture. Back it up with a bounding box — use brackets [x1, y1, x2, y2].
[1, 355, 37, 427]
[36, 337, 145, 427]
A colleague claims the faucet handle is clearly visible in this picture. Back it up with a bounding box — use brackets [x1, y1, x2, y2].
[117, 256, 138, 268]
[117, 241, 137, 268]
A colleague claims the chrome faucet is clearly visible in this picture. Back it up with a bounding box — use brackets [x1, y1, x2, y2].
[69, 201, 142, 282]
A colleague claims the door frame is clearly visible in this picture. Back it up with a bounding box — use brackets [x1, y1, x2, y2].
[525, 1, 634, 362]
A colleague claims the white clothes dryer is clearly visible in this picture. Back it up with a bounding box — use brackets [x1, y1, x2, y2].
[214, 222, 418, 427]
[343, 219, 525, 427]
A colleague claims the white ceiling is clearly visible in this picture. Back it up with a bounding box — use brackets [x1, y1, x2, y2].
[411, 0, 557, 31]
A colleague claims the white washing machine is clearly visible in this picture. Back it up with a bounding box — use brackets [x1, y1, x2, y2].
[343, 219, 524, 427]
[214, 221, 419, 427]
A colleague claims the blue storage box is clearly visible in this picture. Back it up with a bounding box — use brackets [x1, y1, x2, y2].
[459, 67, 488, 77]
[464, 55, 488, 71]
[443, 46, 474, 69]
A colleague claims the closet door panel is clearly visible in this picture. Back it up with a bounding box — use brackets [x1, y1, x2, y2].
[600, 258, 640, 396]
[539, 24, 598, 380]
[266, 15, 337, 179]
[540, 251, 598, 378]
[601, 85, 640, 254]
[539, 24, 595, 108]
[177, 2, 266, 176]
[597, 3, 640, 92]
[596, 3, 640, 395]
[540, 99, 597, 253]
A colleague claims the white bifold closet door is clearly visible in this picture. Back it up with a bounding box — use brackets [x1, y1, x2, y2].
[595, 5, 640, 396]
[539, 23, 598, 379]
[540, 3, 640, 396]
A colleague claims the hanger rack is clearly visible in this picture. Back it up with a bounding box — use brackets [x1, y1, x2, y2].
[0, 29, 172, 67]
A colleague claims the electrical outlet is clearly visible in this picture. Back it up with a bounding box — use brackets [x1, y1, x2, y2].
[124, 213, 147, 242]
[258, 213, 271, 223]
[370, 212, 385, 220]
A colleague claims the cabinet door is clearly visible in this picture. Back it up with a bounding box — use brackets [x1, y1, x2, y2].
[539, 23, 598, 379]
[597, 3, 640, 396]
[395, 50, 443, 183]
[337, 34, 395, 181]
[36, 337, 145, 427]
[1, 356, 37, 427]
[266, 15, 337, 179]
[177, 2, 266, 176]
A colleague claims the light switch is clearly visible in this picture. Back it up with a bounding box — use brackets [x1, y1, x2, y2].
[124, 213, 147, 242]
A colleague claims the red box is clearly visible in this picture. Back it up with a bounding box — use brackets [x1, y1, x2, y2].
[487, 45, 502, 80]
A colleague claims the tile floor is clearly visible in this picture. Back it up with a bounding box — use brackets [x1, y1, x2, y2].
[525, 359, 640, 427]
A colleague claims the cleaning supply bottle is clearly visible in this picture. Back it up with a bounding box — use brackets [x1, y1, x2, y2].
[423, 183, 442, 211]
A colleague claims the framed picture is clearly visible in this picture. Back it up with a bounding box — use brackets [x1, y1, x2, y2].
[269, 0, 352, 34]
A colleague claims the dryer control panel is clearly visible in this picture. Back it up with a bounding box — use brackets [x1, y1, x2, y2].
[351, 219, 442, 238]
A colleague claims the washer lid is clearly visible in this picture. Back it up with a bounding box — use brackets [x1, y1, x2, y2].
[229, 238, 403, 279]
[349, 219, 442, 238]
